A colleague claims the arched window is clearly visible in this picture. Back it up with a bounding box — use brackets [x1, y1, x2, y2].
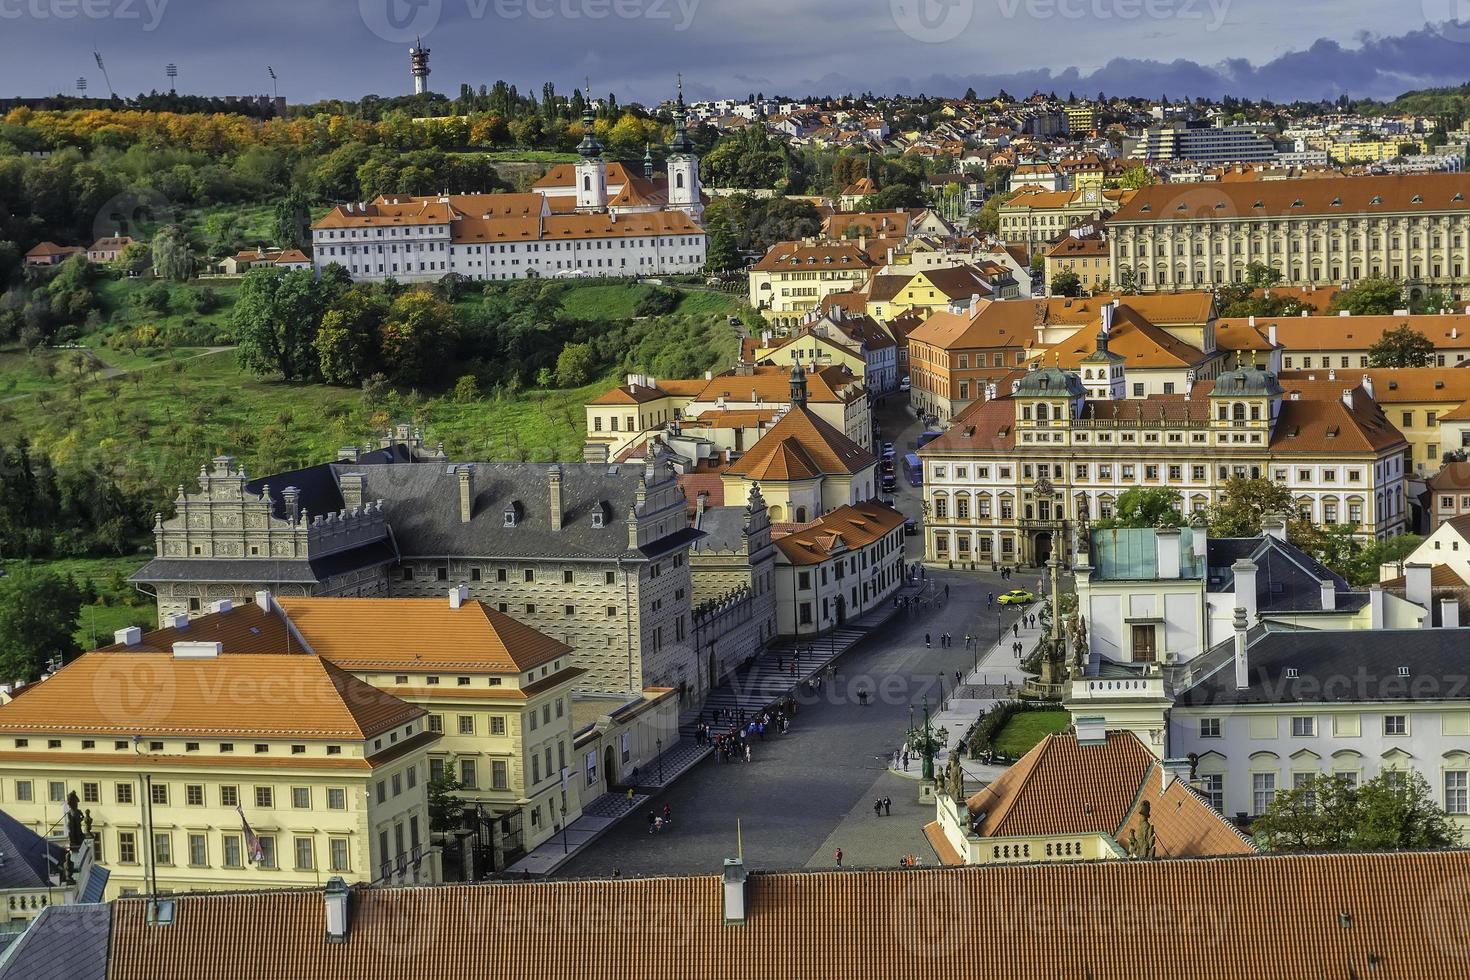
[1036, 403, 1050, 421]
[676, 172, 685, 189]
[1232, 403, 1246, 421]
[794, 506, 808, 523]
[583, 175, 592, 192]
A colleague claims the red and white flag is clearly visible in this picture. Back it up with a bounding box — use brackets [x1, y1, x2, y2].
[236, 805, 266, 864]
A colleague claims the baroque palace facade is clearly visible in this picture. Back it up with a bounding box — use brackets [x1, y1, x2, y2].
[918, 357, 1410, 568]
[1108, 172, 1470, 301]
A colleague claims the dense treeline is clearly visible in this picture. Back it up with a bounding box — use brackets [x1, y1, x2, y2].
[231, 269, 742, 395]
[0, 440, 155, 557]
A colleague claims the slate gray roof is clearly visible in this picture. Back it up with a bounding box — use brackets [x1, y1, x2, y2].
[0, 809, 58, 890]
[1174, 626, 1470, 707]
[130, 540, 398, 585]
[1210, 365, 1284, 397]
[691, 507, 749, 553]
[245, 444, 417, 521]
[344, 462, 701, 561]
[1205, 536, 1366, 614]
[0, 903, 110, 980]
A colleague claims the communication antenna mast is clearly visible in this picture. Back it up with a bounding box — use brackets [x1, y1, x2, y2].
[410, 37, 431, 96]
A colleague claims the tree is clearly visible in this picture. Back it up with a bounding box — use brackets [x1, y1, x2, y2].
[1093, 488, 1183, 529]
[427, 767, 465, 834]
[452, 374, 479, 402]
[233, 267, 334, 381]
[150, 224, 195, 282]
[1367, 323, 1434, 367]
[554, 341, 595, 388]
[379, 290, 455, 386]
[315, 288, 385, 386]
[705, 221, 741, 271]
[273, 187, 311, 251]
[1207, 477, 1295, 538]
[0, 566, 83, 682]
[1050, 270, 1082, 297]
[1329, 279, 1404, 316]
[1117, 165, 1155, 189]
[1252, 771, 1456, 853]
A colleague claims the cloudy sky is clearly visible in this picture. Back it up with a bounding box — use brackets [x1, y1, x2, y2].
[2, 0, 1469, 105]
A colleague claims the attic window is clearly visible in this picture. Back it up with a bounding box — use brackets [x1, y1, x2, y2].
[1175, 203, 1187, 211]
[1397, 665, 1410, 677]
[1325, 426, 1339, 439]
[1412, 195, 1423, 204]
[1330, 197, 1341, 207]
[1252, 200, 1263, 208]
[1370, 196, 1382, 205]
[503, 502, 523, 527]
[1140, 204, 1151, 212]
[1389, 380, 1398, 390]
[1214, 202, 1226, 209]
[1456, 193, 1465, 202]
[1285, 667, 1299, 678]
[1291, 199, 1303, 208]
[591, 511, 605, 528]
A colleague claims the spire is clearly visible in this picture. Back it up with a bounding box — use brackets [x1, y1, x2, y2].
[578, 78, 603, 159]
[644, 143, 654, 180]
[668, 72, 696, 156]
[789, 360, 808, 409]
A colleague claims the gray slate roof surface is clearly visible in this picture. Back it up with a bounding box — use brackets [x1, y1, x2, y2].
[1175, 627, 1470, 707]
[130, 540, 398, 585]
[0, 809, 57, 890]
[0, 904, 110, 980]
[345, 462, 700, 561]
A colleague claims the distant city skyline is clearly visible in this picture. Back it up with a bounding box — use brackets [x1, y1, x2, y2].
[0, 2, 1468, 106]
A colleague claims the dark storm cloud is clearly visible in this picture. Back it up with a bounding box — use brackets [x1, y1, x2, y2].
[0, 0, 1464, 104]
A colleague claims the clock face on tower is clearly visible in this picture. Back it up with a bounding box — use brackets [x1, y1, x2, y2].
[1084, 188, 1099, 204]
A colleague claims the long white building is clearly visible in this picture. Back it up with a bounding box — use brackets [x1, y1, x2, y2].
[312, 89, 707, 283]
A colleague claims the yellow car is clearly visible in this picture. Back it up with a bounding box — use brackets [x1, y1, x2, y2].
[997, 589, 1035, 606]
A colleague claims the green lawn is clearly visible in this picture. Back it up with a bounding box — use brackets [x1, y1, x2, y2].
[674, 289, 743, 318]
[4, 557, 155, 649]
[558, 283, 649, 320]
[990, 711, 1070, 757]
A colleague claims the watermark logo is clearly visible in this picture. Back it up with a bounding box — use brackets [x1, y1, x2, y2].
[0, 0, 170, 31]
[92, 187, 176, 247]
[891, 0, 974, 43]
[994, 0, 1229, 31]
[90, 656, 176, 728]
[1424, 0, 1470, 45]
[360, 0, 443, 43]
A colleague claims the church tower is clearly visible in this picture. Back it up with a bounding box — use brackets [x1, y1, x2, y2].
[575, 82, 608, 213]
[666, 74, 702, 218]
[789, 361, 807, 409]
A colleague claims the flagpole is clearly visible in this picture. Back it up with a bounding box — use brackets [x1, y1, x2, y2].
[132, 736, 158, 917]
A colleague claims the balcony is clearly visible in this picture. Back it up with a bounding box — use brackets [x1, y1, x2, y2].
[375, 844, 442, 887]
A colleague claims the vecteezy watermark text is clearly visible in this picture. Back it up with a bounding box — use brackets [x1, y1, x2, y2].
[0, 0, 168, 31]
[360, 0, 699, 44]
[995, 0, 1229, 31]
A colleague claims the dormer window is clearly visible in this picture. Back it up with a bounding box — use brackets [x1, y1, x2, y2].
[504, 509, 516, 527]
[591, 511, 605, 528]
[1412, 195, 1423, 204]
[1370, 196, 1382, 205]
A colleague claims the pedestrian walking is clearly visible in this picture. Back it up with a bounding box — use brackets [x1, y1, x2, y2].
[1013, 622, 1019, 637]
[925, 632, 931, 648]
[902, 751, 910, 770]
[944, 583, 950, 599]
[835, 847, 843, 868]
[883, 797, 892, 816]
[874, 799, 883, 817]
[744, 744, 752, 763]
[987, 593, 993, 609]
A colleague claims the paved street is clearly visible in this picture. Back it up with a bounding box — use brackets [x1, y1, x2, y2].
[552, 397, 1044, 877]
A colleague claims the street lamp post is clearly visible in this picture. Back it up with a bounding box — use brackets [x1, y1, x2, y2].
[560, 799, 568, 855]
[656, 737, 664, 784]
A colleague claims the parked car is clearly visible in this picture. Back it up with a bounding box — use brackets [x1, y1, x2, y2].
[881, 442, 895, 458]
[899, 376, 911, 392]
[903, 518, 918, 535]
[880, 459, 895, 475]
[881, 474, 898, 493]
[881, 495, 897, 508]
[998, 588, 1035, 606]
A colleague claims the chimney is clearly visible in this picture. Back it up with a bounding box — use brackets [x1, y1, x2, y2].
[172, 641, 222, 659]
[1341, 388, 1354, 410]
[324, 876, 350, 944]
[1369, 584, 1385, 630]
[168, 613, 190, 630]
[697, 491, 709, 519]
[457, 465, 475, 524]
[1155, 527, 1181, 579]
[1232, 559, 1258, 625]
[114, 626, 142, 647]
[549, 465, 564, 531]
[1247, 314, 1256, 328]
[340, 473, 365, 512]
[1318, 578, 1335, 611]
[254, 589, 273, 612]
[1267, 323, 1277, 347]
[1232, 606, 1250, 690]
[1441, 597, 1461, 629]
[282, 486, 301, 520]
[1361, 374, 1374, 400]
[1190, 521, 1208, 560]
[1074, 715, 1107, 745]
[449, 585, 469, 609]
[722, 858, 748, 924]
[209, 598, 233, 615]
[1260, 512, 1287, 543]
[1405, 562, 1433, 616]
[1160, 757, 1192, 791]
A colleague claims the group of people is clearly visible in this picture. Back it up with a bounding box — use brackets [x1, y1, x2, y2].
[925, 631, 958, 648]
[898, 854, 924, 868]
[871, 796, 893, 817]
[646, 803, 673, 834]
[994, 565, 1017, 580]
[698, 699, 798, 765]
